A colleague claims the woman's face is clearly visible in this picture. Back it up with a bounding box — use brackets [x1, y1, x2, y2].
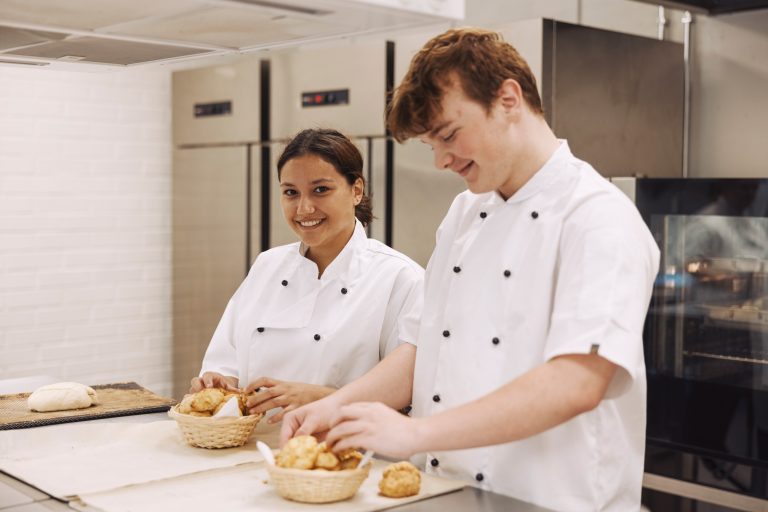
[279, 154, 363, 258]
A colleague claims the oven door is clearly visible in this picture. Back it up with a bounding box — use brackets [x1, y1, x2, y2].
[634, 178, 768, 502]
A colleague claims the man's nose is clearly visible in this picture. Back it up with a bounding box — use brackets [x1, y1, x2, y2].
[434, 148, 453, 171]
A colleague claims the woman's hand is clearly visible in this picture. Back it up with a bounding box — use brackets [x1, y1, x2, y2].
[244, 377, 336, 424]
[189, 372, 239, 393]
[324, 402, 422, 460]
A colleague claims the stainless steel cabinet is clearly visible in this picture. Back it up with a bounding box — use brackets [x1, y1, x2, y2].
[500, 19, 685, 178]
[171, 59, 264, 397]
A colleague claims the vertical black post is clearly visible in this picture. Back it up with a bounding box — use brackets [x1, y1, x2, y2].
[260, 59, 271, 252]
[385, 41, 395, 247]
[245, 144, 252, 276]
[366, 136, 373, 237]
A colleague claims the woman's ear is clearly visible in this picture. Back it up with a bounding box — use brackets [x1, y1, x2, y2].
[353, 177, 364, 205]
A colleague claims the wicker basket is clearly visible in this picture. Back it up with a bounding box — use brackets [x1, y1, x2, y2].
[266, 462, 372, 503]
[168, 405, 262, 449]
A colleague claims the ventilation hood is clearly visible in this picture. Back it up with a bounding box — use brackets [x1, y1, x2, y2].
[631, 0, 768, 14]
[0, 0, 463, 68]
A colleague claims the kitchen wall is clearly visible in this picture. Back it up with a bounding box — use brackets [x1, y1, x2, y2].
[690, 10, 768, 177]
[460, 0, 768, 177]
[0, 0, 766, 397]
[0, 67, 173, 396]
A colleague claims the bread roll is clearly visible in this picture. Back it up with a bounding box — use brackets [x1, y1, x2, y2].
[28, 382, 98, 412]
[379, 461, 421, 498]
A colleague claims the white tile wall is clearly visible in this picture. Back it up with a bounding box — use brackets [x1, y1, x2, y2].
[0, 65, 173, 397]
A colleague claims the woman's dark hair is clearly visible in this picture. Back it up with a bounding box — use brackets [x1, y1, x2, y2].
[277, 128, 373, 227]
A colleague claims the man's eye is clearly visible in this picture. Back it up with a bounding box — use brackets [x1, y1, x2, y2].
[442, 130, 457, 142]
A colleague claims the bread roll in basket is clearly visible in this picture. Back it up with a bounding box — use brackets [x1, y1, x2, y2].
[266, 462, 372, 503]
[266, 435, 371, 503]
[168, 404, 263, 449]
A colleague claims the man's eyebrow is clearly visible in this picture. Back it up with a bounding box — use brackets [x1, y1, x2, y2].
[429, 121, 451, 137]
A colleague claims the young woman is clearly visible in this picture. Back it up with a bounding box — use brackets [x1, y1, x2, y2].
[190, 128, 423, 423]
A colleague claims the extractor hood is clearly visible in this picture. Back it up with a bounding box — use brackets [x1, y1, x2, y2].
[0, 0, 463, 68]
[630, 0, 768, 14]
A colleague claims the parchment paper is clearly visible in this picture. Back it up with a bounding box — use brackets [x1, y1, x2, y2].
[75, 459, 465, 512]
[0, 419, 281, 498]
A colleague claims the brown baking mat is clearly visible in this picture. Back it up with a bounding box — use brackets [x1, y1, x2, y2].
[0, 382, 175, 430]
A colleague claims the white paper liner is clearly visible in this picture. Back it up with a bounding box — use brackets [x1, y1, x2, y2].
[75, 459, 465, 512]
[0, 419, 281, 497]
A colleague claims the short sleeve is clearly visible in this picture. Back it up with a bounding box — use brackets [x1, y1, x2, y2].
[544, 209, 659, 398]
[379, 266, 424, 358]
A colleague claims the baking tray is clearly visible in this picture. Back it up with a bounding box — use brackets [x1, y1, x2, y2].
[0, 382, 175, 430]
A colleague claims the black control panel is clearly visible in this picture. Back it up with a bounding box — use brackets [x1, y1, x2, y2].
[194, 101, 232, 117]
[301, 89, 349, 108]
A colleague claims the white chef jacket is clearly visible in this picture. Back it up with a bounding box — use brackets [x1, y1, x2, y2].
[201, 220, 423, 389]
[411, 141, 660, 511]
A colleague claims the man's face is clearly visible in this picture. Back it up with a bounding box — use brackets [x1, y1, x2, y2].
[418, 78, 522, 197]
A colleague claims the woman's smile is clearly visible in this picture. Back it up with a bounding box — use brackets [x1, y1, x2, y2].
[297, 218, 325, 228]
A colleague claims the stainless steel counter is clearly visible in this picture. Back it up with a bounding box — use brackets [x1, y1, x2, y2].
[389, 486, 553, 511]
[0, 472, 70, 511]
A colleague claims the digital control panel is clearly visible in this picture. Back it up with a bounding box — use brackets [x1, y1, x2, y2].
[301, 89, 349, 108]
[194, 101, 232, 117]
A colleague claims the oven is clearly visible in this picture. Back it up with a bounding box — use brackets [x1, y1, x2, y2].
[613, 178, 768, 510]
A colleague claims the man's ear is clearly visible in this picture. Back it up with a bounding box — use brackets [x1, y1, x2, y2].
[497, 78, 524, 114]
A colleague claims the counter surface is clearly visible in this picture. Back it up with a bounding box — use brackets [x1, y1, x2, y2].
[0, 379, 551, 512]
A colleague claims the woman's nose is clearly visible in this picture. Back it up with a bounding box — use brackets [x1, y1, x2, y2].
[297, 195, 315, 214]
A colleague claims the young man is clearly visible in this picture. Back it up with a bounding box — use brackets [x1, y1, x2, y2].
[280, 28, 660, 511]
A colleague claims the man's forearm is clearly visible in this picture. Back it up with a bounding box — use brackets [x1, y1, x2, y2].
[412, 353, 617, 452]
[332, 343, 416, 410]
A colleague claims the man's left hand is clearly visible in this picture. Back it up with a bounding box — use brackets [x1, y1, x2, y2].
[325, 402, 421, 459]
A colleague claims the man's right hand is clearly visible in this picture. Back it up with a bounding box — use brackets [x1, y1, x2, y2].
[189, 372, 239, 393]
[279, 394, 341, 447]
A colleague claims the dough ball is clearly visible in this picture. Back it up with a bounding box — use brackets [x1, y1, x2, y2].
[276, 435, 322, 469]
[178, 394, 196, 414]
[314, 446, 341, 470]
[338, 448, 363, 470]
[190, 388, 225, 412]
[28, 382, 98, 412]
[379, 461, 421, 498]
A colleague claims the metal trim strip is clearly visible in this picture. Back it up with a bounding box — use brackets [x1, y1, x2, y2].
[643, 472, 768, 511]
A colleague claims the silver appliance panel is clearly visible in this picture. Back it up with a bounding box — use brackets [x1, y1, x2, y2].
[171, 146, 250, 396]
[172, 57, 261, 146]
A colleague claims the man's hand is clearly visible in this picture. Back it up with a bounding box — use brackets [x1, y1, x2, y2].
[244, 377, 336, 424]
[189, 372, 239, 393]
[279, 394, 343, 446]
[325, 402, 421, 459]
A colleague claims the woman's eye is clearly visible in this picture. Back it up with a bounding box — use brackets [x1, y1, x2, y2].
[442, 130, 457, 143]
[314, 186, 330, 193]
[283, 189, 297, 197]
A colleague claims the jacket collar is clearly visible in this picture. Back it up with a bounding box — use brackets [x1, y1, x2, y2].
[297, 219, 367, 281]
[481, 139, 572, 207]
